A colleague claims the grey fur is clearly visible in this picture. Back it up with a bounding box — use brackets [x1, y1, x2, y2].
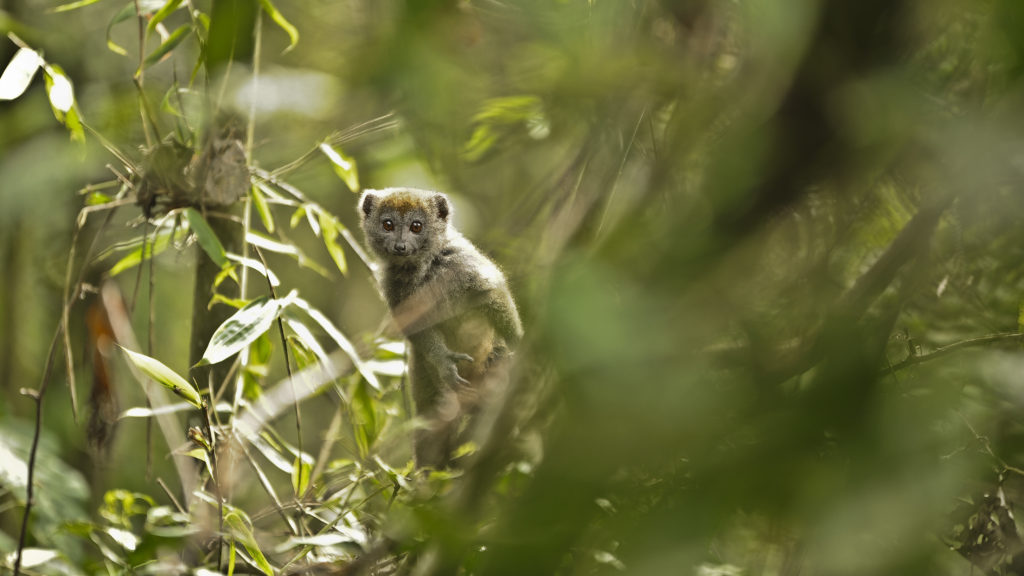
[359, 187, 523, 468]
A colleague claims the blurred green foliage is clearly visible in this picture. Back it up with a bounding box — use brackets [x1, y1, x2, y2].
[2, 0, 1024, 574]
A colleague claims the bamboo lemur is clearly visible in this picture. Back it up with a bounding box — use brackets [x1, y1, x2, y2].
[359, 188, 523, 468]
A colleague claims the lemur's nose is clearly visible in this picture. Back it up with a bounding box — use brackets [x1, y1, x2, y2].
[395, 242, 407, 253]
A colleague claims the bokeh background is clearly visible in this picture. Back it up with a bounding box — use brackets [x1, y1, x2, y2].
[3, 0, 1024, 574]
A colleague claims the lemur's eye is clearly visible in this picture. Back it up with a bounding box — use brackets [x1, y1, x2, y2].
[382, 219, 394, 232]
[410, 221, 423, 234]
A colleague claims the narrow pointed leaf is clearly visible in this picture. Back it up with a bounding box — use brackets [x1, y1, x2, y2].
[120, 346, 203, 408]
[257, 0, 298, 53]
[198, 296, 282, 365]
[318, 143, 359, 192]
[139, 23, 191, 71]
[251, 184, 276, 233]
[147, 0, 184, 34]
[109, 228, 176, 275]
[185, 208, 229, 268]
[51, 0, 105, 12]
[106, 2, 136, 55]
[224, 511, 273, 575]
[317, 212, 347, 276]
[289, 297, 380, 390]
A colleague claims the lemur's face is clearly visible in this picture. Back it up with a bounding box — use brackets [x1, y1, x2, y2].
[359, 188, 450, 263]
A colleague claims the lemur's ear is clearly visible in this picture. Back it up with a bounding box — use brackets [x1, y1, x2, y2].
[433, 194, 450, 221]
[360, 191, 378, 218]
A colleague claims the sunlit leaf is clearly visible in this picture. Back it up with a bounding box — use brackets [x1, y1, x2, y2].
[185, 208, 229, 269]
[224, 511, 273, 575]
[290, 205, 306, 229]
[247, 231, 298, 256]
[251, 184, 276, 233]
[108, 228, 179, 275]
[318, 143, 359, 192]
[257, 0, 298, 53]
[289, 297, 381, 390]
[284, 318, 329, 363]
[119, 346, 203, 409]
[198, 295, 288, 365]
[5, 549, 59, 569]
[317, 212, 348, 276]
[43, 65, 74, 114]
[139, 23, 191, 71]
[106, 527, 139, 551]
[51, 0, 105, 13]
[226, 253, 281, 286]
[184, 447, 213, 477]
[121, 401, 231, 419]
[147, 0, 184, 34]
[0, 47, 43, 101]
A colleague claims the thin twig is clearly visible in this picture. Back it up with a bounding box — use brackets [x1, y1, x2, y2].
[157, 477, 187, 515]
[885, 332, 1024, 374]
[146, 220, 157, 478]
[13, 328, 63, 576]
[252, 247, 304, 501]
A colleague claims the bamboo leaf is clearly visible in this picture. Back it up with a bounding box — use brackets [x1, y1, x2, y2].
[318, 143, 359, 192]
[257, 0, 298, 53]
[120, 346, 203, 409]
[146, 0, 184, 34]
[139, 23, 191, 71]
[288, 297, 380, 390]
[251, 184, 276, 233]
[106, 2, 135, 55]
[50, 0, 105, 13]
[43, 65, 74, 114]
[185, 208, 229, 269]
[0, 47, 43, 101]
[224, 511, 273, 576]
[317, 212, 348, 276]
[198, 296, 285, 366]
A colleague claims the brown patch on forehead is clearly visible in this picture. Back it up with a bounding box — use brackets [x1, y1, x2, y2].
[380, 190, 426, 214]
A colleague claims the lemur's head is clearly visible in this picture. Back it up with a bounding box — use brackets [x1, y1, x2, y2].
[359, 188, 451, 263]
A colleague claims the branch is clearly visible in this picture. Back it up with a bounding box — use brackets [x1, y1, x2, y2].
[886, 332, 1024, 374]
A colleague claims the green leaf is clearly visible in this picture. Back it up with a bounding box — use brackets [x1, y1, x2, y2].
[146, 0, 184, 35]
[257, 0, 298, 53]
[251, 184, 276, 233]
[224, 511, 273, 575]
[289, 297, 380, 390]
[108, 229, 180, 275]
[198, 296, 284, 365]
[42, 65, 74, 124]
[290, 205, 306, 229]
[291, 456, 311, 496]
[64, 105, 85, 142]
[318, 143, 359, 192]
[317, 212, 348, 276]
[51, 0, 105, 13]
[228, 540, 237, 576]
[185, 208, 229, 269]
[120, 346, 203, 409]
[247, 231, 298, 256]
[0, 47, 43, 101]
[106, 2, 136, 55]
[139, 23, 192, 71]
[184, 447, 213, 477]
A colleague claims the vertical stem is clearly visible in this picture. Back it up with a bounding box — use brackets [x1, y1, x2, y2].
[13, 328, 62, 576]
